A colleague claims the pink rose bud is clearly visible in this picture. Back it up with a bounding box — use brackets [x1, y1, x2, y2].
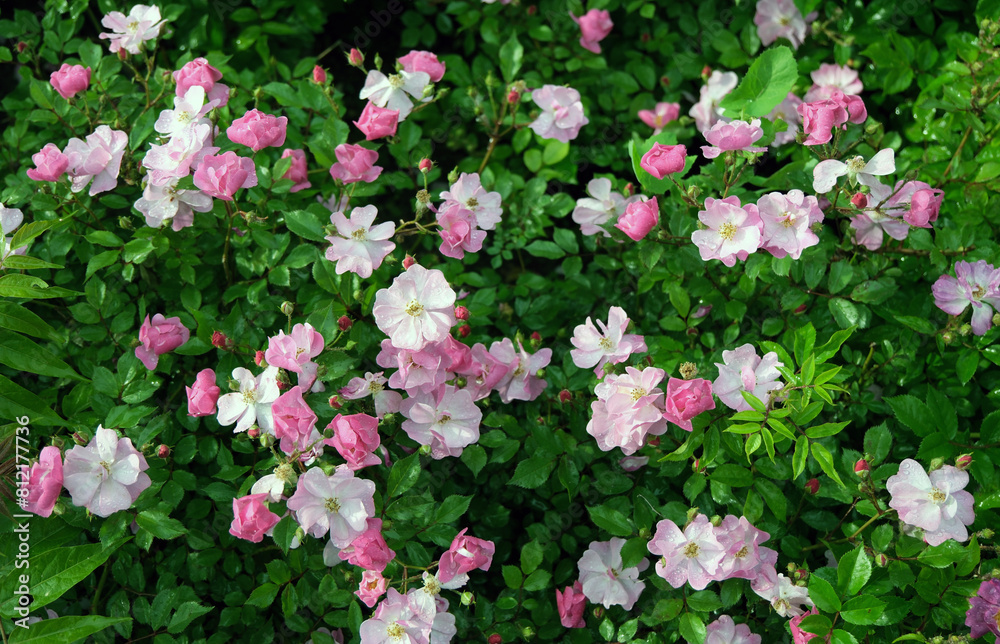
[50, 63, 91, 100]
[329, 394, 342, 409]
[507, 88, 520, 104]
[279, 149, 312, 193]
[530, 331, 542, 342]
[354, 101, 399, 141]
[136, 314, 190, 370]
[701, 65, 712, 78]
[458, 324, 471, 338]
[338, 315, 353, 331]
[556, 581, 586, 629]
[640, 143, 687, 179]
[157, 444, 170, 458]
[312, 65, 327, 84]
[692, 457, 701, 472]
[957, 454, 973, 470]
[646, 436, 660, 447]
[615, 197, 659, 241]
[854, 459, 870, 475]
[328, 143, 383, 184]
[624, 182, 635, 196]
[438, 528, 496, 583]
[570, 9, 613, 54]
[558, 389, 572, 404]
[230, 493, 281, 543]
[355, 570, 387, 608]
[398, 50, 446, 83]
[339, 517, 394, 571]
[227, 109, 288, 152]
[173, 57, 229, 106]
[254, 350, 265, 366]
[247, 427, 261, 439]
[17, 42, 27, 53]
[211, 331, 232, 349]
[419, 158, 433, 173]
[805, 478, 820, 495]
[903, 184, 944, 228]
[402, 254, 416, 269]
[118, 48, 127, 61]
[662, 377, 716, 432]
[186, 368, 221, 417]
[193, 151, 258, 201]
[348, 48, 364, 67]
[875, 553, 889, 567]
[26, 143, 70, 182]
[455, 306, 470, 321]
[850, 192, 868, 208]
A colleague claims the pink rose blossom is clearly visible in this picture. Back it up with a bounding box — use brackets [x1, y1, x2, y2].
[713, 515, 778, 581]
[354, 101, 400, 141]
[436, 204, 486, 260]
[135, 178, 214, 230]
[193, 151, 258, 201]
[798, 90, 867, 145]
[754, 0, 813, 49]
[99, 5, 165, 55]
[805, 63, 863, 102]
[23, 446, 63, 518]
[64, 125, 128, 196]
[230, 493, 281, 543]
[756, 190, 823, 259]
[329, 144, 383, 184]
[639, 102, 681, 134]
[751, 566, 813, 617]
[360, 588, 434, 643]
[142, 121, 217, 187]
[691, 196, 762, 267]
[279, 149, 312, 193]
[287, 465, 376, 545]
[227, 109, 287, 152]
[50, 64, 91, 99]
[438, 528, 496, 584]
[186, 368, 221, 417]
[790, 608, 825, 644]
[965, 579, 1000, 641]
[339, 518, 395, 572]
[892, 180, 944, 228]
[489, 338, 551, 403]
[356, 571, 388, 608]
[373, 264, 457, 351]
[63, 426, 150, 517]
[701, 119, 767, 158]
[529, 85, 589, 143]
[640, 144, 687, 178]
[398, 50, 446, 83]
[265, 322, 324, 391]
[662, 377, 716, 432]
[706, 615, 761, 644]
[327, 413, 382, 470]
[400, 385, 482, 459]
[767, 92, 804, 146]
[217, 366, 281, 434]
[376, 340, 450, 396]
[932, 260, 1000, 336]
[648, 515, 726, 590]
[26, 144, 69, 182]
[570, 9, 613, 54]
[690, 71, 738, 134]
[359, 69, 430, 121]
[588, 366, 668, 455]
[572, 178, 639, 237]
[324, 205, 396, 279]
[340, 372, 403, 418]
[616, 196, 659, 241]
[155, 86, 216, 137]
[713, 343, 784, 411]
[440, 172, 503, 230]
[272, 386, 319, 455]
[556, 581, 586, 628]
[173, 57, 230, 106]
[452, 343, 512, 401]
[578, 538, 647, 610]
[570, 306, 647, 375]
[135, 314, 189, 370]
[813, 149, 895, 193]
[848, 180, 912, 251]
[887, 459, 975, 545]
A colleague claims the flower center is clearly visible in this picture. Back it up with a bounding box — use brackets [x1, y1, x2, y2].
[512, 364, 525, 378]
[324, 497, 341, 512]
[388, 74, 405, 89]
[718, 222, 738, 241]
[99, 460, 112, 473]
[368, 380, 384, 394]
[774, 598, 791, 613]
[177, 110, 191, 123]
[423, 576, 441, 595]
[438, 414, 451, 425]
[351, 228, 367, 241]
[630, 387, 647, 402]
[366, 579, 381, 591]
[734, 546, 749, 558]
[781, 211, 797, 228]
[126, 19, 139, 33]
[683, 542, 701, 558]
[598, 337, 613, 350]
[241, 388, 257, 404]
[778, 16, 792, 26]
[386, 623, 405, 638]
[404, 300, 424, 316]
[929, 488, 947, 504]
[847, 156, 866, 173]
[972, 285, 986, 300]
[466, 197, 479, 209]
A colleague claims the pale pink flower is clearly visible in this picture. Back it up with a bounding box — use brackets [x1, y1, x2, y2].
[638, 102, 681, 134]
[452, 342, 512, 401]
[713, 515, 778, 581]
[398, 50, 446, 83]
[186, 368, 221, 417]
[325, 205, 396, 279]
[572, 178, 638, 237]
[691, 196, 762, 267]
[932, 260, 1000, 335]
[529, 85, 589, 143]
[690, 71, 738, 134]
[250, 472, 287, 503]
[578, 538, 647, 610]
[805, 63, 863, 102]
[135, 177, 213, 230]
[329, 144, 383, 184]
[356, 571, 388, 608]
[648, 515, 726, 590]
[354, 101, 400, 141]
[570, 306, 647, 375]
[326, 413, 382, 470]
[767, 92, 804, 146]
[701, 119, 767, 158]
[756, 190, 823, 259]
[230, 493, 281, 543]
[400, 385, 482, 459]
[373, 265, 457, 351]
[99, 5, 165, 54]
[619, 455, 649, 471]
[173, 57, 229, 107]
[713, 343, 784, 411]
[377, 340, 450, 396]
[588, 366, 668, 455]
[616, 197, 659, 241]
[272, 386, 319, 455]
[887, 459, 975, 545]
[750, 566, 813, 617]
[0, 206, 25, 263]
[570, 9, 613, 54]
[279, 148, 312, 192]
[27, 143, 69, 182]
[439, 172, 503, 230]
[965, 579, 1000, 641]
[848, 180, 911, 250]
[23, 446, 63, 518]
[436, 204, 486, 260]
[50, 64, 91, 99]
[340, 517, 395, 572]
[360, 588, 433, 644]
[135, 314, 189, 370]
[556, 581, 586, 628]
[155, 86, 217, 136]
[641, 144, 687, 178]
[813, 149, 895, 193]
[359, 69, 431, 121]
[706, 615, 761, 644]
[340, 372, 403, 418]
[62, 426, 150, 517]
[64, 125, 128, 196]
[662, 377, 716, 432]
[142, 121, 217, 187]
[489, 338, 551, 403]
[287, 465, 376, 545]
[217, 366, 281, 434]
[438, 528, 496, 584]
[193, 151, 258, 201]
[754, 0, 812, 49]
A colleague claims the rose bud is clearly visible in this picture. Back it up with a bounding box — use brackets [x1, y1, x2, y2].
[805, 478, 820, 495]
[312, 65, 327, 84]
[854, 459, 870, 475]
[455, 306, 470, 321]
[338, 316, 353, 331]
[558, 389, 572, 404]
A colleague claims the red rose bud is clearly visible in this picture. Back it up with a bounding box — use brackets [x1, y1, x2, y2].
[419, 158, 433, 173]
[875, 553, 889, 567]
[623, 182, 635, 197]
[530, 331, 541, 341]
[312, 65, 327, 84]
[455, 306, 470, 321]
[212, 331, 232, 349]
[157, 444, 170, 458]
[692, 457, 701, 472]
[794, 304, 808, 314]
[248, 427, 261, 439]
[17, 42, 27, 53]
[338, 315, 353, 331]
[647, 436, 660, 447]
[854, 459, 870, 475]
[526, 5, 537, 15]
[276, 379, 289, 390]
[254, 350, 265, 367]
[660, 75, 670, 86]
[851, 192, 868, 208]
[805, 478, 820, 495]
[507, 88, 520, 104]
[640, 33, 651, 43]
[488, 635, 502, 644]
[558, 389, 572, 404]
[458, 324, 471, 338]
[957, 454, 973, 470]
[402, 254, 416, 269]
[72, 431, 87, 445]
[328, 394, 342, 409]
[348, 48, 364, 67]
[701, 65, 712, 79]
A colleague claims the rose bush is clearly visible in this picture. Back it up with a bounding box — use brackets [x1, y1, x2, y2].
[2, 1, 1000, 643]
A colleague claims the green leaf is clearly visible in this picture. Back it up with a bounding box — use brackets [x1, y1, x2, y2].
[0, 302, 58, 341]
[245, 583, 280, 609]
[523, 569, 551, 591]
[620, 536, 649, 570]
[460, 444, 487, 476]
[719, 46, 799, 117]
[828, 298, 861, 329]
[524, 240, 565, 260]
[167, 601, 212, 634]
[0, 329, 83, 380]
[11, 219, 62, 251]
[2, 255, 63, 270]
[271, 515, 297, 556]
[837, 546, 872, 596]
[502, 565, 522, 589]
[806, 422, 850, 439]
[863, 423, 892, 465]
[839, 595, 886, 625]
[886, 395, 934, 437]
[553, 228, 578, 254]
[713, 464, 754, 487]
[895, 314, 937, 335]
[508, 454, 556, 488]
[283, 210, 327, 242]
[815, 326, 855, 363]
[956, 348, 979, 384]
[387, 453, 422, 498]
[86, 249, 121, 279]
[521, 541, 544, 574]
[498, 33, 523, 82]
[679, 612, 707, 644]
[797, 614, 833, 636]
[0, 274, 81, 300]
[917, 540, 969, 568]
[0, 373, 65, 426]
[587, 504, 634, 537]
[808, 575, 842, 612]
[136, 510, 187, 540]
[832, 630, 860, 644]
[434, 495, 472, 524]
[8, 616, 130, 644]
[793, 435, 808, 478]
[811, 443, 846, 488]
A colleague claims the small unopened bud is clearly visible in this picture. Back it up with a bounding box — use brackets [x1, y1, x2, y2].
[157, 444, 170, 458]
[710, 515, 722, 527]
[419, 444, 432, 455]
[419, 158, 432, 173]
[118, 48, 127, 61]
[455, 306, 470, 321]
[498, 302, 513, 318]
[851, 192, 868, 208]
[941, 331, 954, 344]
[348, 48, 364, 67]
[248, 427, 261, 439]
[929, 457, 945, 472]
[312, 65, 327, 84]
[558, 389, 572, 404]
[959, 323, 972, 336]
[329, 394, 342, 409]
[805, 478, 820, 495]
[447, 167, 459, 184]
[260, 432, 275, 448]
[212, 331, 232, 350]
[623, 182, 635, 197]
[507, 88, 520, 105]
[402, 254, 416, 269]
[280, 301, 294, 317]
[794, 304, 808, 314]
[16, 42, 27, 53]
[592, 606, 603, 619]
[640, 33, 650, 43]
[993, 312, 1000, 326]
[978, 528, 995, 539]
[526, 5, 537, 15]
[72, 431, 88, 445]
[255, 350, 265, 367]
[875, 553, 889, 567]
[228, 378, 241, 391]
[854, 459, 870, 475]
[338, 315, 353, 331]
[701, 65, 711, 79]
[457, 324, 471, 338]
[521, 626, 534, 640]
[647, 436, 660, 447]
[487, 634, 501, 644]
[679, 362, 698, 379]
[686, 326, 699, 337]
[956, 454, 973, 470]
[692, 457, 701, 473]
[530, 331, 541, 342]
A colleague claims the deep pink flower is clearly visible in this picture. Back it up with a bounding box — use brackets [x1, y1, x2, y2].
[326, 413, 381, 470]
[887, 459, 975, 545]
[570, 306, 647, 375]
[24, 446, 63, 518]
[556, 581, 586, 629]
[578, 538, 647, 609]
[570, 9, 613, 54]
[280, 149, 312, 193]
[227, 109, 287, 152]
[136, 314, 189, 370]
[398, 50, 446, 83]
[438, 528, 495, 584]
[892, 181, 944, 228]
[64, 125, 128, 196]
[713, 343, 784, 411]
[312, 65, 327, 84]
[701, 119, 767, 158]
[272, 386, 319, 455]
[932, 260, 1000, 335]
[173, 57, 230, 106]
[790, 608, 827, 644]
[265, 322, 324, 375]
[63, 426, 150, 517]
[230, 493, 281, 543]
[339, 518, 395, 572]
[662, 377, 716, 432]
[355, 571, 388, 608]
[50, 64, 91, 99]
[616, 196, 659, 241]
[798, 90, 867, 145]
[756, 190, 823, 260]
[691, 196, 762, 267]
[26, 144, 69, 182]
[436, 204, 486, 260]
[641, 144, 687, 178]
[193, 152, 258, 201]
[705, 615, 761, 644]
[186, 368, 221, 417]
[354, 101, 400, 141]
[329, 144, 383, 184]
[965, 579, 1000, 641]
[529, 85, 589, 143]
[372, 264, 457, 351]
[639, 102, 681, 134]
